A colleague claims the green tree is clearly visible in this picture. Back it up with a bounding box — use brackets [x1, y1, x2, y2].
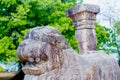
[61, 0, 83, 4]
[113, 21, 120, 65]
[95, 23, 114, 54]
[0, 0, 31, 62]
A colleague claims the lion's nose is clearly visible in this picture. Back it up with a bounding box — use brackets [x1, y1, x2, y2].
[28, 54, 48, 63]
[28, 57, 34, 62]
[35, 57, 41, 63]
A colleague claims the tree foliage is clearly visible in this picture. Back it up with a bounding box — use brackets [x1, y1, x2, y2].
[113, 21, 120, 65]
[95, 23, 115, 54]
[97, 0, 120, 65]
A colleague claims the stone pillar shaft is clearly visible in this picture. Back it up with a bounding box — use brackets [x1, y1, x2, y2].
[66, 4, 100, 54]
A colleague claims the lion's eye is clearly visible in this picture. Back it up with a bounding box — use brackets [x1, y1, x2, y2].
[57, 40, 61, 44]
[40, 54, 48, 61]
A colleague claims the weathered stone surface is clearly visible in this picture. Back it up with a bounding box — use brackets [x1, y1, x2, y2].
[75, 29, 96, 54]
[17, 26, 120, 80]
[66, 4, 100, 17]
[66, 4, 99, 54]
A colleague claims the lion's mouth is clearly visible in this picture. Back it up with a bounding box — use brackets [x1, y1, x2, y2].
[22, 61, 53, 75]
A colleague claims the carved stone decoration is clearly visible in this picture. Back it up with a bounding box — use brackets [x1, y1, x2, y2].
[17, 26, 120, 80]
[66, 4, 100, 54]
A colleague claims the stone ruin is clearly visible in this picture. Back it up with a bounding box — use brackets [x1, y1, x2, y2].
[17, 4, 120, 80]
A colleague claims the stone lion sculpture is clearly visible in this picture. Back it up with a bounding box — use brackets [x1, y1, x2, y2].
[17, 26, 120, 80]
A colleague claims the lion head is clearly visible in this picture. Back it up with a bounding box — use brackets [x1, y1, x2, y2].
[17, 26, 70, 74]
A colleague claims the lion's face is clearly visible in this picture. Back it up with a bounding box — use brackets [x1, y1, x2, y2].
[17, 26, 69, 74]
[17, 39, 64, 74]
[17, 39, 48, 62]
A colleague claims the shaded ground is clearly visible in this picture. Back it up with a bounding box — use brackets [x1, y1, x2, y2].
[11, 70, 24, 80]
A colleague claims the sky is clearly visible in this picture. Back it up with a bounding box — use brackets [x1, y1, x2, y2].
[82, 0, 120, 28]
[83, 0, 98, 5]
